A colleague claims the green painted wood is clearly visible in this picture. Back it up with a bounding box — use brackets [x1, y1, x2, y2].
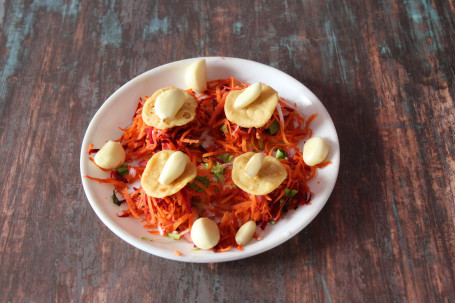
[0, 0, 454, 302]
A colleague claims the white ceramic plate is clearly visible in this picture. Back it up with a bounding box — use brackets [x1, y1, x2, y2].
[80, 57, 340, 263]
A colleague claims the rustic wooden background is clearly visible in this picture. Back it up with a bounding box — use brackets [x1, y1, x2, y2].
[1, 0, 454, 302]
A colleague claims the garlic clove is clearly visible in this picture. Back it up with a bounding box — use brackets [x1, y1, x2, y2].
[186, 59, 207, 93]
[191, 218, 220, 249]
[155, 89, 186, 121]
[302, 137, 329, 166]
[234, 82, 262, 109]
[235, 221, 256, 246]
[158, 151, 187, 185]
[94, 140, 126, 170]
[244, 152, 265, 178]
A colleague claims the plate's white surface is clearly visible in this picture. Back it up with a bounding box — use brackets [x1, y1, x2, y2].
[80, 57, 340, 263]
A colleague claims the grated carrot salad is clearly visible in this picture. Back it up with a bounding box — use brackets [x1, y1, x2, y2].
[86, 77, 330, 252]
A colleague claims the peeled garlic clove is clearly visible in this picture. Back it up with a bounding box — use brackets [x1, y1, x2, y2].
[186, 59, 207, 93]
[235, 221, 256, 246]
[191, 218, 220, 249]
[155, 89, 186, 121]
[158, 151, 187, 185]
[94, 140, 126, 170]
[244, 152, 265, 178]
[302, 137, 329, 166]
[234, 82, 262, 109]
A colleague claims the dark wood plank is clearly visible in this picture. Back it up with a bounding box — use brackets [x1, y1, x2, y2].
[0, 0, 454, 302]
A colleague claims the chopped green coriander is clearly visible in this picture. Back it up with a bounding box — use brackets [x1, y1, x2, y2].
[268, 120, 280, 135]
[140, 236, 153, 241]
[259, 138, 264, 150]
[167, 233, 181, 240]
[276, 149, 287, 159]
[211, 162, 226, 181]
[188, 183, 202, 192]
[285, 188, 298, 198]
[220, 124, 228, 134]
[112, 190, 122, 206]
[188, 176, 211, 192]
[196, 176, 210, 186]
[201, 162, 209, 170]
[270, 220, 277, 225]
[116, 163, 129, 175]
[218, 153, 234, 163]
[192, 247, 201, 251]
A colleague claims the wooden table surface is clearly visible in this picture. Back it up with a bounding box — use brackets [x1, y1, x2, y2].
[1, 0, 454, 302]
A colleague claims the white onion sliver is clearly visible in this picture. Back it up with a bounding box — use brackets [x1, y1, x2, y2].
[232, 125, 240, 135]
[276, 103, 284, 127]
[281, 99, 297, 110]
[129, 167, 137, 178]
[200, 128, 210, 140]
[293, 119, 299, 128]
[183, 232, 193, 243]
[287, 147, 296, 158]
[178, 228, 190, 236]
[158, 225, 164, 236]
[201, 134, 214, 148]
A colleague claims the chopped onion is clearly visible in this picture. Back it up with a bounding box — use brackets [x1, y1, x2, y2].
[183, 232, 193, 243]
[255, 226, 265, 240]
[287, 147, 297, 158]
[129, 167, 137, 178]
[178, 228, 190, 236]
[232, 125, 240, 136]
[200, 128, 210, 139]
[281, 99, 297, 110]
[276, 103, 284, 127]
[201, 134, 214, 148]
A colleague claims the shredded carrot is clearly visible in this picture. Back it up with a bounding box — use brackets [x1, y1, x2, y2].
[85, 77, 326, 252]
[182, 138, 200, 144]
[88, 157, 110, 171]
[173, 250, 183, 256]
[202, 150, 228, 158]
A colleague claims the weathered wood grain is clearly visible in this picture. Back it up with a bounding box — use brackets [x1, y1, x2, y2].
[0, 0, 454, 302]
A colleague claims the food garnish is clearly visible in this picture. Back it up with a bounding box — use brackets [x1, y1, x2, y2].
[142, 86, 197, 130]
[191, 217, 220, 249]
[235, 221, 256, 246]
[302, 136, 329, 166]
[94, 140, 126, 169]
[141, 150, 197, 198]
[185, 59, 207, 93]
[232, 152, 287, 195]
[224, 83, 278, 128]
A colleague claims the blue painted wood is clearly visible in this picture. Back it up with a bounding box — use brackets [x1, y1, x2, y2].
[0, 0, 454, 302]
